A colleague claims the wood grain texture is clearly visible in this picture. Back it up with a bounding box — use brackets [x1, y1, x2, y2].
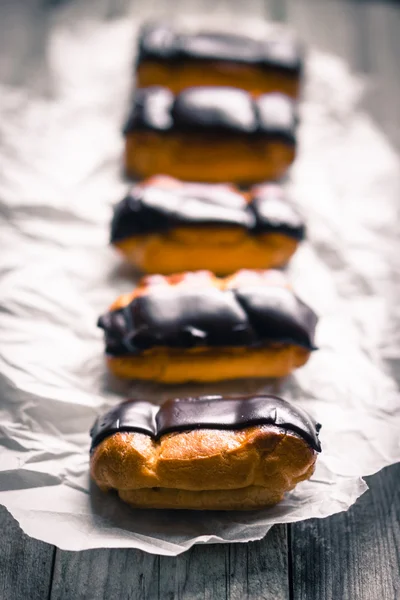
[49, 526, 288, 600]
[357, 1, 400, 149]
[290, 464, 400, 600]
[0, 505, 55, 600]
[286, 0, 364, 70]
[286, 0, 400, 150]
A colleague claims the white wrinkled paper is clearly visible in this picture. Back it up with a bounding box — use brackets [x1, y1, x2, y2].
[0, 9, 400, 555]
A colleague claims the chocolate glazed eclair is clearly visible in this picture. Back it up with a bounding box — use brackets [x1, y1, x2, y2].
[97, 269, 318, 383]
[124, 86, 297, 183]
[136, 22, 303, 98]
[90, 395, 321, 510]
[111, 176, 305, 275]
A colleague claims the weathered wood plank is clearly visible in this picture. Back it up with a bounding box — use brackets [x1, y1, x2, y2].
[49, 525, 289, 600]
[287, 0, 400, 150]
[158, 526, 289, 600]
[290, 463, 400, 600]
[286, 0, 364, 71]
[0, 0, 53, 91]
[355, 0, 400, 150]
[49, 545, 161, 600]
[0, 506, 55, 600]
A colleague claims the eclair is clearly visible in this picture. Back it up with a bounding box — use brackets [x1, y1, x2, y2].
[124, 87, 297, 183]
[90, 395, 321, 510]
[111, 176, 305, 275]
[98, 270, 317, 383]
[136, 22, 303, 98]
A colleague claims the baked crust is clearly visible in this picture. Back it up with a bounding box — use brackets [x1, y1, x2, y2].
[106, 345, 310, 383]
[91, 426, 317, 510]
[99, 270, 316, 383]
[125, 132, 295, 183]
[114, 231, 298, 275]
[111, 177, 302, 274]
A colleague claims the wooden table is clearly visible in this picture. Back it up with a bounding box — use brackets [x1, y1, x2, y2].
[1, 1, 399, 598]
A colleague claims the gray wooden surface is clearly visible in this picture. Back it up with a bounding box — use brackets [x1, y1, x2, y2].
[1, 0, 400, 599]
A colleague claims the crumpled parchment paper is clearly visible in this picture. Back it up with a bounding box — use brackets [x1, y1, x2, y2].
[0, 9, 399, 555]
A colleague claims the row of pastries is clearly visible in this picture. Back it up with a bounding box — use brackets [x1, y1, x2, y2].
[90, 22, 322, 511]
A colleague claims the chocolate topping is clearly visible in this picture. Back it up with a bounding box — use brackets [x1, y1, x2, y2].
[137, 23, 303, 74]
[252, 186, 305, 237]
[123, 87, 297, 143]
[90, 395, 321, 452]
[110, 182, 305, 243]
[97, 279, 317, 356]
[171, 88, 257, 133]
[235, 287, 316, 350]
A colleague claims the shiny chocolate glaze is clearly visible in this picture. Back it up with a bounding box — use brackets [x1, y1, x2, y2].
[90, 395, 321, 452]
[123, 86, 297, 143]
[110, 182, 305, 243]
[97, 279, 318, 356]
[137, 23, 303, 74]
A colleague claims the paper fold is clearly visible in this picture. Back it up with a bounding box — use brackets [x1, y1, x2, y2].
[0, 12, 399, 554]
